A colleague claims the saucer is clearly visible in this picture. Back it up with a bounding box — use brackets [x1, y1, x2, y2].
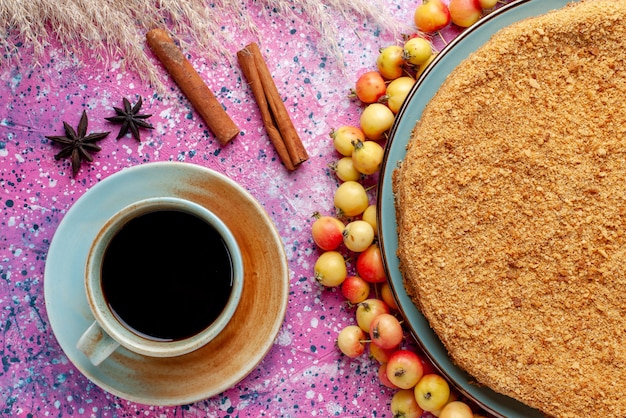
[44, 162, 289, 406]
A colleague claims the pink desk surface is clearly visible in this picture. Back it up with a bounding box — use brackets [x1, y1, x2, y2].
[0, 1, 513, 416]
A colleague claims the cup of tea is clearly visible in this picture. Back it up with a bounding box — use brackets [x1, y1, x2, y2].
[77, 197, 243, 366]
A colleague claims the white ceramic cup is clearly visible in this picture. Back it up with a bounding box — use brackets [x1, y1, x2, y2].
[77, 197, 243, 366]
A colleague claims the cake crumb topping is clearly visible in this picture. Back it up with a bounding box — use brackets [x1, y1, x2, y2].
[394, 1, 626, 417]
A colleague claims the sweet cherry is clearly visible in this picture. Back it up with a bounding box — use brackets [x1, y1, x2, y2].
[351, 139, 384, 174]
[390, 389, 424, 418]
[337, 325, 367, 358]
[314, 251, 347, 287]
[370, 313, 403, 349]
[359, 103, 395, 140]
[414, 0, 451, 33]
[378, 362, 400, 389]
[311, 215, 345, 251]
[449, 0, 482, 28]
[356, 243, 387, 283]
[386, 349, 425, 389]
[479, 0, 499, 9]
[380, 282, 399, 310]
[439, 401, 474, 418]
[330, 125, 364, 156]
[355, 298, 390, 333]
[341, 275, 371, 304]
[334, 180, 369, 217]
[384, 76, 416, 114]
[353, 71, 387, 104]
[343, 220, 375, 252]
[414, 373, 451, 412]
[376, 45, 405, 80]
[369, 343, 396, 363]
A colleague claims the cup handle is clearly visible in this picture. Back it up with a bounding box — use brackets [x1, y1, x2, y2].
[76, 321, 120, 366]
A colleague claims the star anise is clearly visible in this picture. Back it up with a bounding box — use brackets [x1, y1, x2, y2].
[105, 96, 154, 141]
[46, 110, 110, 177]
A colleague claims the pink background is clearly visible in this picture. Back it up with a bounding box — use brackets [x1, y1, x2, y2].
[0, 1, 511, 416]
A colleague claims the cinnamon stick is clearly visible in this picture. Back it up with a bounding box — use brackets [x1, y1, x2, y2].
[237, 46, 295, 170]
[237, 43, 308, 169]
[146, 28, 240, 145]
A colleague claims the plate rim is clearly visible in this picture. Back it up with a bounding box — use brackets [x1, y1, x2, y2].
[377, 0, 577, 416]
[43, 161, 289, 406]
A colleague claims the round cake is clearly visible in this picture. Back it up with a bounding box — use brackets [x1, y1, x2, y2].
[393, 1, 626, 417]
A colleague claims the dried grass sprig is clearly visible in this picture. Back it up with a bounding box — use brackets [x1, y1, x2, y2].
[0, 0, 408, 89]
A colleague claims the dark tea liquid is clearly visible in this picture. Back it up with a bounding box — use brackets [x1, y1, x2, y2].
[101, 209, 233, 341]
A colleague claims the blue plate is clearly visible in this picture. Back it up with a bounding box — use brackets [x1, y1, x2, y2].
[378, 1, 576, 416]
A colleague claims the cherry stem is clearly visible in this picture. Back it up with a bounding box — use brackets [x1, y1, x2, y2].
[437, 31, 448, 46]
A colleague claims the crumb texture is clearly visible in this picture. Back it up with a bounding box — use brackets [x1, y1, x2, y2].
[394, 1, 626, 417]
